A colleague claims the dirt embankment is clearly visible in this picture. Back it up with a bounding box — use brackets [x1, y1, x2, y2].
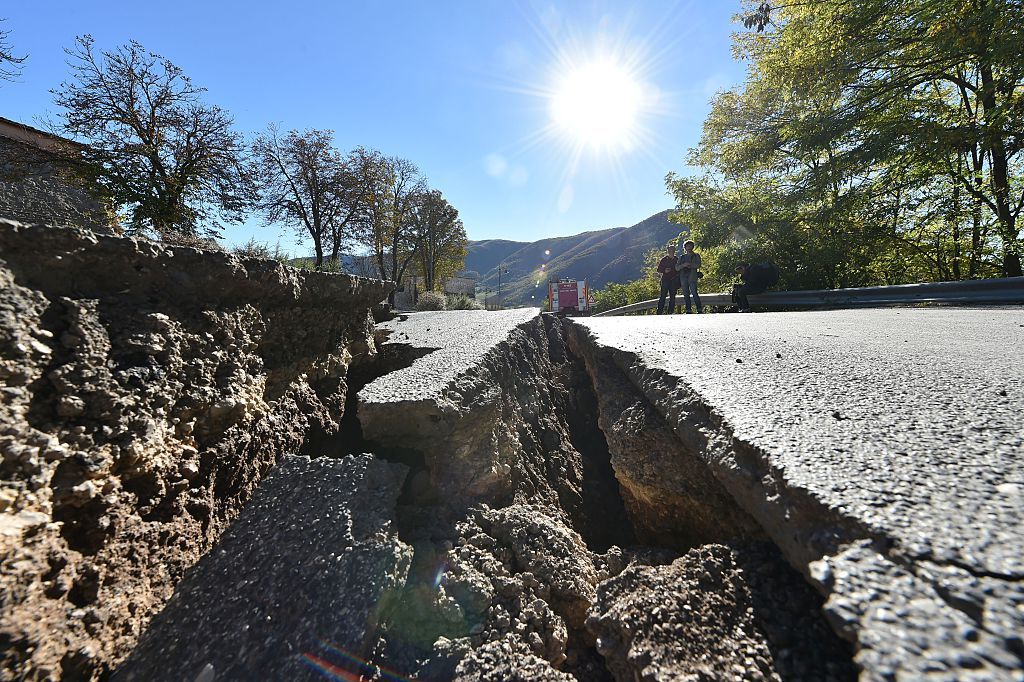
[0, 221, 390, 680]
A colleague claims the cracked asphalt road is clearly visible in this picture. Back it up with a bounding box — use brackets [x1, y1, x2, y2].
[572, 307, 1023, 578]
[361, 308, 539, 406]
[359, 306, 1024, 678]
[571, 306, 1024, 679]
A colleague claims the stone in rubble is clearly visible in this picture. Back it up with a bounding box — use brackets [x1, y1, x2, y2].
[586, 543, 855, 682]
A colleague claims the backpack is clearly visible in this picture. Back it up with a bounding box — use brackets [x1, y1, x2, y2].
[745, 261, 774, 290]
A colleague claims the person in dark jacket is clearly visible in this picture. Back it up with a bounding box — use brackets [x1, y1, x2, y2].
[677, 240, 703, 314]
[733, 262, 778, 312]
[656, 245, 680, 314]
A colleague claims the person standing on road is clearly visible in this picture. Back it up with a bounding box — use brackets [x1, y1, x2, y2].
[656, 245, 680, 314]
[677, 240, 703, 314]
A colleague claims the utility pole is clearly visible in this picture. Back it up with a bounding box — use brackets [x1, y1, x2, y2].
[496, 262, 509, 308]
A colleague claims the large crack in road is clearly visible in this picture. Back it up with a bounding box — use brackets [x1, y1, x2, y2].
[82, 306, 1024, 681]
[340, 311, 856, 680]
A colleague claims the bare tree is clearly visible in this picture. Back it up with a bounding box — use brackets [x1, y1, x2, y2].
[253, 127, 367, 269]
[415, 190, 467, 291]
[52, 36, 252, 240]
[359, 155, 428, 304]
[0, 19, 26, 82]
[326, 146, 375, 269]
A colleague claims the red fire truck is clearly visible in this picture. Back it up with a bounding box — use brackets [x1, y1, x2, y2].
[547, 278, 592, 316]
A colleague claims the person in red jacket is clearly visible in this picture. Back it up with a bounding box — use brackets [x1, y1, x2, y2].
[656, 245, 680, 314]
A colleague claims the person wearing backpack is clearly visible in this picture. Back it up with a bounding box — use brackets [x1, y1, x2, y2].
[677, 240, 703, 314]
[732, 262, 779, 312]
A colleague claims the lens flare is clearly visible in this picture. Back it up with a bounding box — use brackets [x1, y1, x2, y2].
[433, 563, 448, 590]
[303, 640, 414, 682]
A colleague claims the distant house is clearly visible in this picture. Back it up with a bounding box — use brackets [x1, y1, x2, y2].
[443, 276, 476, 297]
[392, 275, 426, 310]
[0, 116, 112, 232]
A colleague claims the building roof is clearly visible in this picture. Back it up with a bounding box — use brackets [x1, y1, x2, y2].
[0, 116, 80, 151]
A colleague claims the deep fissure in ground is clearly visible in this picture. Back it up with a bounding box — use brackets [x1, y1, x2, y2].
[323, 316, 855, 680]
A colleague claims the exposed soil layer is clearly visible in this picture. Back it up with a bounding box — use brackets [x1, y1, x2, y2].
[0, 221, 390, 680]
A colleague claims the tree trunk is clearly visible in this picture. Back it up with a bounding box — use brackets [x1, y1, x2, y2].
[424, 246, 436, 291]
[951, 178, 961, 280]
[328, 236, 341, 271]
[1005, 253, 1022, 278]
[979, 39, 1021, 277]
[969, 141, 986, 279]
[970, 196, 982, 279]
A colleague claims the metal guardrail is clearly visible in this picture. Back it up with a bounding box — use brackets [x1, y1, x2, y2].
[592, 277, 1024, 316]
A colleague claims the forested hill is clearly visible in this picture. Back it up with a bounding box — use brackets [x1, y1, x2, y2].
[466, 210, 684, 305]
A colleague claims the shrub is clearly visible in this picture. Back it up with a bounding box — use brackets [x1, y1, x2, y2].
[446, 294, 482, 310]
[415, 291, 447, 311]
[289, 258, 317, 270]
[162, 230, 223, 251]
[232, 238, 273, 259]
[289, 256, 344, 271]
[319, 258, 344, 273]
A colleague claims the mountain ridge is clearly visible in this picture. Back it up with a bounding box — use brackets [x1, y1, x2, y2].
[465, 209, 685, 305]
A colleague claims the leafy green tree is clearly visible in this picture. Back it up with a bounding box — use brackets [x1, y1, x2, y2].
[671, 0, 1024, 285]
[357, 154, 428, 304]
[53, 36, 252, 240]
[414, 190, 467, 291]
[810, 0, 1024, 276]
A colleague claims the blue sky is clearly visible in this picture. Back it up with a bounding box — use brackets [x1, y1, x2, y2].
[2, 1, 746, 254]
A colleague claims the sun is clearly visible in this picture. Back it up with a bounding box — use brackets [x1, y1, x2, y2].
[550, 58, 644, 153]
